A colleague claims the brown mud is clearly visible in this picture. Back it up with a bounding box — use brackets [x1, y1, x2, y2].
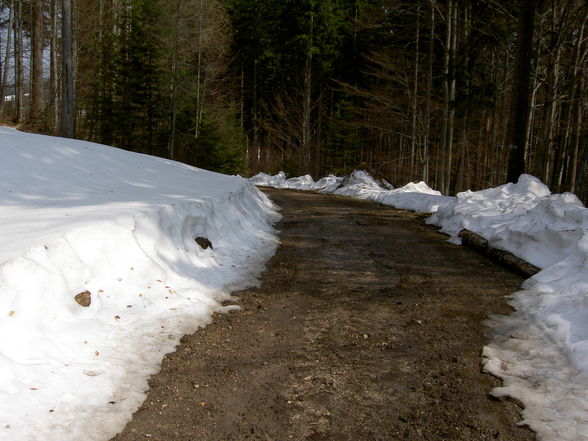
[111, 188, 534, 441]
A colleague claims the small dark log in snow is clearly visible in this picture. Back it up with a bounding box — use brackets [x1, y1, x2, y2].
[458, 229, 489, 250]
[195, 236, 213, 250]
[74, 290, 92, 307]
[458, 229, 540, 278]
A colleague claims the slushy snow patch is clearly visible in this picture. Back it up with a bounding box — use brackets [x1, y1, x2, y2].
[0, 127, 280, 441]
[251, 171, 588, 441]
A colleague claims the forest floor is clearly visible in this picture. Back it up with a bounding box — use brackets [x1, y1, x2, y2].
[111, 189, 535, 441]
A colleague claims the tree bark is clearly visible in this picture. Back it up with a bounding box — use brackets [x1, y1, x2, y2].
[167, 0, 183, 160]
[194, 0, 204, 139]
[507, 0, 535, 183]
[410, 3, 420, 181]
[439, 0, 454, 194]
[30, 0, 45, 121]
[458, 229, 540, 277]
[50, 0, 59, 131]
[423, 0, 435, 183]
[454, 3, 470, 194]
[0, 0, 14, 118]
[301, 11, 314, 174]
[14, 0, 23, 123]
[61, 0, 76, 137]
[571, 60, 586, 194]
[444, 2, 457, 194]
[566, 15, 587, 193]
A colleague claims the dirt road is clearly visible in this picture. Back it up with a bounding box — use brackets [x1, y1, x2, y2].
[111, 189, 534, 441]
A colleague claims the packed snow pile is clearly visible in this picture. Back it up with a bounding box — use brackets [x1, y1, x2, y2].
[249, 171, 317, 191]
[252, 170, 452, 213]
[252, 170, 588, 441]
[331, 169, 393, 196]
[0, 127, 280, 441]
[429, 174, 587, 268]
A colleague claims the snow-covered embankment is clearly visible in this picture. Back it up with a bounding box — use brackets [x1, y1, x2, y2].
[0, 127, 280, 441]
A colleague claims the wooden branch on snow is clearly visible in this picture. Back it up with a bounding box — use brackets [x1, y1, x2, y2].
[458, 229, 540, 278]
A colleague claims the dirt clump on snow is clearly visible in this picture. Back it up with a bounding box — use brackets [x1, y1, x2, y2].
[194, 236, 213, 250]
[111, 189, 534, 441]
[74, 290, 91, 307]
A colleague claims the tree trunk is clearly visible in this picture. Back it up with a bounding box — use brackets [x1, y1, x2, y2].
[454, 116, 467, 194]
[507, 0, 535, 183]
[444, 2, 457, 194]
[167, 0, 183, 160]
[30, 0, 44, 121]
[571, 56, 586, 193]
[194, 0, 204, 139]
[14, 0, 23, 123]
[566, 16, 587, 193]
[410, 2, 420, 181]
[423, 0, 435, 183]
[253, 58, 260, 166]
[454, 3, 470, 194]
[439, 0, 453, 194]
[50, 0, 59, 131]
[0, 0, 14, 118]
[61, 0, 75, 137]
[547, 39, 563, 190]
[458, 229, 540, 277]
[301, 11, 314, 174]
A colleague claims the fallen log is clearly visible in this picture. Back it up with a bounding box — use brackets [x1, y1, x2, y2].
[458, 229, 540, 278]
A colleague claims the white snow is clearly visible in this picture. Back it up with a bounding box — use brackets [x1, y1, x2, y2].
[251, 170, 588, 441]
[252, 170, 453, 213]
[0, 127, 280, 441]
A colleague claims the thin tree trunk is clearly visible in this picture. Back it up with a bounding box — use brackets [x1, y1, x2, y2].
[0, 0, 14, 118]
[50, 0, 59, 131]
[301, 11, 314, 174]
[441, 0, 457, 194]
[195, 0, 204, 139]
[61, 0, 75, 137]
[547, 44, 562, 188]
[445, 2, 458, 194]
[454, 4, 470, 194]
[507, 0, 535, 183]
[240, 63, 245, 129]
[14, 0, 23, 123]
[525, 64, 540, 172]
[253, 58, 260, 165]
[167, 0, 182, 160]
[571, 53, 587, 193]
[566, 16, 587, 193]
[411, 2, 420, 182]
[30, 0, 44, 121]
[439, 0, 451, 193]
[423, 0, 435, 183]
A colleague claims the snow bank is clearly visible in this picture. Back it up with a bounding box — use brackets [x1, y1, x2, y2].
[251, 170, 588, 441]
[249, 171, 317, 191]
[331, 170, 392, 196]
[313, 175, 344, 193]
[428, 175, 586, 266]
[0, 127, 280, 441]
[250, 170, 450, 213]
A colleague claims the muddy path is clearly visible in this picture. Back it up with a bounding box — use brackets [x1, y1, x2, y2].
[111, 189, 534, 441]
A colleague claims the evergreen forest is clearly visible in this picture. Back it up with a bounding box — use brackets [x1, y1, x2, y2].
[1, 0, 587, 201]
